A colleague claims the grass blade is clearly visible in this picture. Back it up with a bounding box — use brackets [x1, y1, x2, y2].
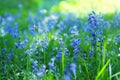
[95, 59, 110, 80]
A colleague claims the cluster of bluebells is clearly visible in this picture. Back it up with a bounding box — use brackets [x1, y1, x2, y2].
[1, 10, 120, 80]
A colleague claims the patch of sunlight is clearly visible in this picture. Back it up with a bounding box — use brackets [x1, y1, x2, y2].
[51, 0, 120, 17]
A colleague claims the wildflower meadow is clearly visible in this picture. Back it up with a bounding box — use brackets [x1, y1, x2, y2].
[0, 0, 120, 80]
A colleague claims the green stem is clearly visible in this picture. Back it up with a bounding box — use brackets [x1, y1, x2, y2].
[44, 50, 46, 65]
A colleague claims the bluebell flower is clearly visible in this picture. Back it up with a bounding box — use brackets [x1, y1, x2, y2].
[72, 40, 78, 48]
[40, 40, 48, 50]
[32, 60, 38, 71]
[57, 21, 66, 31]
[2, 48, 6, 53]
[64, 48, 70, 56]
[36, 65, 46, 78]
[6, 15, 14, 22]
[4, 23, 12, 33]
[59, 38, 64, 46]
[10, 24, 19, 38]
[14, 37, 26, 49]
[73, 54, 79, 62]
[25, 49, 33, 56]
[71, 38, 80, 48]
[29, 26, 35, 36]
[48, 62, 56, 71]
[64, 69, 71, 80]
[69, 63, 77, 77]
[71, 39, 81, 54]
[56, 49, 62, 61]
[69, 25, 79, 36]
[91, 31, 96, 37]
[73, 47, 80, 53]
[88, 11, 97, 30]
[84, 53, 87, 58]
[14, 41, 24, 49]
[1, 17, 6, 25]
[48, 57, 56, 70]
[23, 30, 29, 44]
[46, 18, 57, 30]
[90, 51, 94, 57]
[34, 50, 39, 55]
[6, 53, 14, 63]
[114, 34, 120, 45]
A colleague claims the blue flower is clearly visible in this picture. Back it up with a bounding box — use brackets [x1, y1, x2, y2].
[6, 53, 14, 63]
[4, 23, 12, 33]
[73, 47, 80, 53]
[32, 60, 38, 71]
[29, 24, 36, 36]
[88, 11, 97, 29]
[64, 69, 71, 80]
[73, 54, 79, 62]
[71, 38, 80, 48]
[9, 24, 19, 38]
[34, 50, 39, 55]
[69, 63, 77, 77]
[2, 48, 6, 53]
[36, 65, 46, 78]
[90, 51, 94, 57]
[64, 48, 70, 56]
[48, 57, 56, 70]
[56, 49, 62, 61]
[59, 38, 64, 46]
[25, 49, 33, 56]
[84, 53, 87, 58]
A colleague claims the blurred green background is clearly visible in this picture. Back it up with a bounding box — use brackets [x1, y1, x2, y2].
[0, 0, 120, 17]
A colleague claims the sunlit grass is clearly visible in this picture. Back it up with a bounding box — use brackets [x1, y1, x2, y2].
[52, 0, 120, 17]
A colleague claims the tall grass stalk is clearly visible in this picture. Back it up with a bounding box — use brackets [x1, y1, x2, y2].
[95, 59, 110, 80]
